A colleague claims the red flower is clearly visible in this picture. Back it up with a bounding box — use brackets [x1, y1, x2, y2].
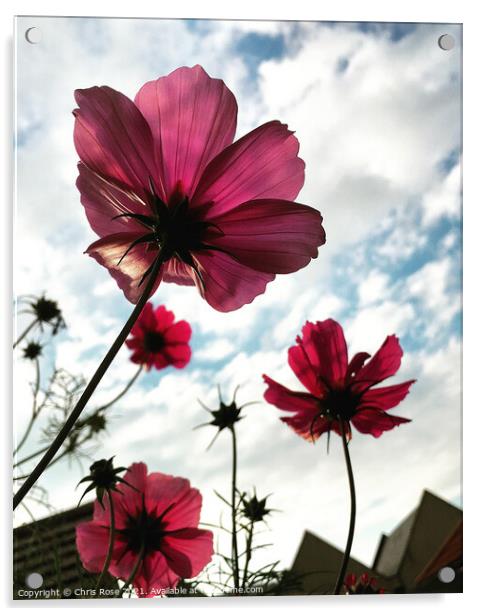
[73, 65, 325, 312]
[263, 319, 414, 441]
[76, 463, 213, 597]
[344, 573, 385, 594]
[125, 302, 191, 371]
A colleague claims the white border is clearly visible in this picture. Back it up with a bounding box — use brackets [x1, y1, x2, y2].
[1, 1, 479, 614]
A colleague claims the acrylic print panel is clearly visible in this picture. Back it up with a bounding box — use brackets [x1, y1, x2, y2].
[13, 16, 462, 599]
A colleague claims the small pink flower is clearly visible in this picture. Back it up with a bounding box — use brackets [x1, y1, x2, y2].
[76, 463, 213, 597]
[74, 65, 325, 312]
[263, 319, 414, 441]
[125, 302, 191, 371]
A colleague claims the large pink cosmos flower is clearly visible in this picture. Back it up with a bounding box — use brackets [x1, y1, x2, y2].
[76, 463, 213, 597]
[125, 302, 191, 371]
[263, 319, 414, 441]
[73, 65, 325, 312]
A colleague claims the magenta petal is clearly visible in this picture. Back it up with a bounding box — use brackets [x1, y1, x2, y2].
[86, 233, 163, 303]
[288, 344, 326, 397]
[73, 86, 158, 194]
[162, 258, 196, 286]
[131, 552, 179, 597]
[351, 409, 411, 437]
[192, 121, 305, 217]
[281, 414, 332, 442]
[76, 521, 109, 573]
[76, 162, 151, 238]
[358, 380, 416, 411]
[204, 198, 325, 273]
[351, 335, 404, 393]
[161, 528, 213, 579]
[134, 65, 237, 200]
[144, 473, 193, 525]
[193, 249, 275, 312]
[153, 305, 175, 331]
[300, 320, 349, 389]
[263, 374, 321, 415]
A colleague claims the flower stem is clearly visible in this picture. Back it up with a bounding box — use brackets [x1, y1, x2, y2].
[13, 318, 37, 349]
[120, 543, 145, 597]
[13, 253, 163, 510]
[95, 490, 116, 594]
[333, 419, 356, 595]
[13, 357, 41, 456]
[242, 520, 254, 590]
[96, 365, 143, 414]
[230, 426, 240, 590]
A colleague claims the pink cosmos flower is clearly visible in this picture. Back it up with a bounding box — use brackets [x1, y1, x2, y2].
[125, 302, 191, 371]
[76, 462, 213, 597]
[263, 319, 414, 441]
[74, 65, 325, 312]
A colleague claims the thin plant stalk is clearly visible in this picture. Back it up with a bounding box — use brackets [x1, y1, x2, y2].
[242, 520, 254, 590]
[230, 426, 240, 590]
[333, 419, 356, 595]
[120, 543, 145, 596]
[13, 319, 37, 349]
[96, 365, 143, 414]
[13, 252, 164, 510]
[13, 357, 41, 456]
[95, 490, 116, 593]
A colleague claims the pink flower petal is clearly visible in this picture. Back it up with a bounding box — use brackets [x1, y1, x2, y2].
[73, 86, 158, 195]
[161, 528, 213, 579]
[346, 352, 371, 383]
[287, 343, 326, 397]
[76, 162, 151, 238]
[162, 258, 196, 286]
[144, 473, 193, 525]
[134, 65, 237, 200]
[76, 521, 110, 573]
[203, 198, 325, 273]
[86, 232, 163, 303]
[351, 408, 411, 437]
[116, 462, 148, 517]
[351, 335, 404, 393]
[131, 551, 179, 597]
[358, 380, 416, 411]
[153, 305, 175, 331]
[164, 320, 192, 344]
[192, 249, 275, 312]
[300, 320, 349, 389]
[192, 121, 305, 217]
[281, 413, 332, 442]
[263, 375, 321, 415]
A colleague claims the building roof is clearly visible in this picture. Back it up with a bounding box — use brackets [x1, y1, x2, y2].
[289, 490, 462, 594]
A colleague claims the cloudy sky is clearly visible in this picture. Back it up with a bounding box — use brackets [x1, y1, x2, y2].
[14, 16, 461, 580]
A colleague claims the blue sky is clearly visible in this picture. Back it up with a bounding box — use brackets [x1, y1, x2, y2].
[14, 16, 462, 577]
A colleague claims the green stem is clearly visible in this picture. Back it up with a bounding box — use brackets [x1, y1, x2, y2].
[242, 520, 254, 590]
[230, 426, 240, 590]
[333, 419, 357, 595]
[96, 365, 143, 413]
[13, 444, 49, 468]
[95, 490, 116, 594]
[120, 544, 145, 597]
[13, 318, 37, 349]
[13, 252, 164, 510]
[13, 358, 41, 456]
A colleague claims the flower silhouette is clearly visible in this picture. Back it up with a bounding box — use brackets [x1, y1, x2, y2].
[76, 462, 213, 597]
[73, 65, 325, 312]
[125, 302, 191, 371]
[263, 319, 414, 441]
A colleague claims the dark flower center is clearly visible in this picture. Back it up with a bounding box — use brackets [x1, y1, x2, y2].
[323, 388, 360, 421]
[121, 506, 167, 555]
[143, 331, 165, 353]
[34, 297, 62, 323]
[113, 186, 226, 289]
